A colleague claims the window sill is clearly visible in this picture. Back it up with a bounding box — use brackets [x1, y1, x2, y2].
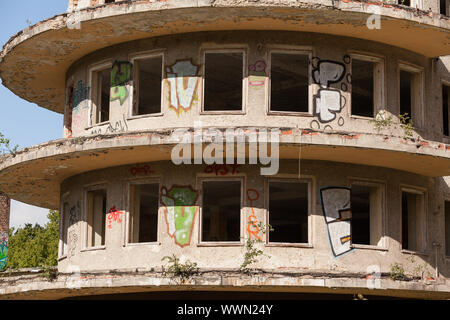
[127, 113, 163, 120]
[81, 245, 106, 252]
[351, 244, 388, 251]
[265, 243, 313, 248]
[57, 255, 68, 262]
[200, 110, 245, 116]
[350, 114, 375, 121]
[401, 249, 428, 256]
[125, 242, 161, 247]
[197, 241, 243, 247]
[85, 121, 110, 130]
[267, 111, 312, 117]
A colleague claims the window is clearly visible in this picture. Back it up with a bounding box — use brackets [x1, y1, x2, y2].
[268, 181, 309, 243]
[203, 51, 244, 112]
[401, 190, 426, 252]
[350, 183, 383, 246]
[65, 86, 74, 138]
[398, 0, 411, 6]
[129, 183, 159, 243]
[60, 202, 69, 257]
[86, 188, 107, 248]
[90, 64, 111, 124]
[443, 84, 449, 136]
[351, 59, 374, 117]
[445, 201, 450, 256]
[399, 64, 423, 127]
[201, 180, 241, 242]
[269, 52, 309, 113]
[132, 54, 163, 116]
[441, 0, 448, 15]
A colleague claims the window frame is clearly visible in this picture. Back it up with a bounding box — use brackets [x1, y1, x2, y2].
[399, 185, 428, 255]
[200, 46, 248, 115]
[264, 177, 313, 248]
[64, 80, 75, 137]
[128, 50, 165, 119]
[197, 177, 245, 247]
[58, 192, 70, 260]
[441, 80, 450, 140]
[397, 62, 425, 130]
[125, 177, 162, 247]
[348, 52, 386, 120]
[266, 47, 314, 117]
[348, 178, 387, 251]
[87, 60, 113, 127]
[82, 183, 108, 252]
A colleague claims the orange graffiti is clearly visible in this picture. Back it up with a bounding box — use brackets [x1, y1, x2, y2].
[107, 206, 124, 229]
[246, 189, 261, 241]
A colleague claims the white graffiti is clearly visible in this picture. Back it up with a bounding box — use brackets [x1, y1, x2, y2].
[166, 60, 199, 115]
[314, 89, 343, 123]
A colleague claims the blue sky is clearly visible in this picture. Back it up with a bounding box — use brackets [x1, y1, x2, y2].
[0, 1, 68, 228]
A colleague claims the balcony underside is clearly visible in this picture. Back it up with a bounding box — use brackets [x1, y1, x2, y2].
[0, 128, 448, 209]
[0, 1, 449, 114]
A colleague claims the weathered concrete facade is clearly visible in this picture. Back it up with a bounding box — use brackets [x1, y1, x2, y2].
[0, 0, 449, 299]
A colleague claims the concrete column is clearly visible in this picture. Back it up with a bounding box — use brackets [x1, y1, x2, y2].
[0, 192, 10, 270]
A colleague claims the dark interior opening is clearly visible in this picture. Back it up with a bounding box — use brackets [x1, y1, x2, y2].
[204, 52, 243, 111]
[445, 201, 450, 256]
[441, 0, 447, 15]
[202, 181, 241, 241]
[351, 59, 374, 117]
[269, 181, 308, 243]
[136, 184, 159, 243]
[350, 185, 371, 245]
[399, 70, 412, 118]
[270, 53, 309, 112]
[137, 56, 162, 115]
[100, 69, 111, 123]
[443, 85, 449, 136]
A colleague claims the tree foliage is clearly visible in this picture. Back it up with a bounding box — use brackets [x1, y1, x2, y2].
[7, 210, 59, 269]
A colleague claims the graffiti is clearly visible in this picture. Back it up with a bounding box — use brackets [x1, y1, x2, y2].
[248, 60, 266, 87]
[107, 206, 125, 229]
[311, 56, 350, 127]
[160, 186, 198, 247]
[204, 164, 240, 176]
[73, 80, 90, 112]
[166, 60, 199, 115]
[246, 189, 261, 241]
[68, 231, 78, 257]
[0, 232, 7, 270]
[69, 201, 80, 226]
[130, 164, 154, 176]
[91, 115, 128, 135]
[320, 187, 353, 258]
[110, 61, 133, 106]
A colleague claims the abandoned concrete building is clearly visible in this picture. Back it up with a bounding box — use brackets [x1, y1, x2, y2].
[0, 0, 449, 299]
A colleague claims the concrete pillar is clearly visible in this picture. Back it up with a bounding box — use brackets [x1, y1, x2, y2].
[0, 192, 10, 270]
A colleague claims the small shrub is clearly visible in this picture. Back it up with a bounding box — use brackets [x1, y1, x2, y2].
[390, 263, 405, 281]
[161, 254, 198, 280]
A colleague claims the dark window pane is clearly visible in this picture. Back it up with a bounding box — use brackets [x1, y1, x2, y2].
[443, 85, 449, 136]
[269, 181, 308, 243]
[137, 57, 162, 115]
[445, 201, 450, 256]
[100, 69, 110, 122]
[400, 70, 412, 117]
[130, 184, 159, 243]
[350, 185, 371, 245]
[202, 181, 241, 241]
[270, 53, 309, 112]
[441, 0, 447, 15]
[351, 59, 374, 117]
[204, 52, 243, 111]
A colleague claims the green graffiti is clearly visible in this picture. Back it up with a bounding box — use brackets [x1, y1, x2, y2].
[161, 186, 198, 247]
[0, 234, 8, 270]
[110, 61, 133, 105]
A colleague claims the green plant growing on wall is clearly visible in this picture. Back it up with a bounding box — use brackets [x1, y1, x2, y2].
[370, 110, 394, 133]
[161, 254, 198, 281]
[407, 254, 433, 280]
[240, 223, 274, 273]
[390, 262, 406, 281]
[399, 113, 414, 139]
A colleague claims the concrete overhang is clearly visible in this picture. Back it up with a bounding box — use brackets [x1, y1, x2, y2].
[0, 127, 448, 209]
[0, 0, 449, 114]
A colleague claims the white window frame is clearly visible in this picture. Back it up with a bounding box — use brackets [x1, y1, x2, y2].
[82, 183, 108, 251]
[87, 60, 113, 127]
[398, 62, 425, 130]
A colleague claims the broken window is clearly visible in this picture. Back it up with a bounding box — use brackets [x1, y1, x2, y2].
[270, 52, 309, 113]
[133, 55, 163, 116]
[202, 180, 241, 242]
[399, 66, 422, 127]
[401, 190, 425, 252]
[129, 183, 159, 243]
[350, 184, 383, 246]
[443, 84, 449, 136]
[441, 0, 448, 15]
[351, 59, 375, 117]
[86, 189, 107, 248]
[400, 70, 412, 117]
[268, 181, 308, 243]
[91, 66, 111, 124]
[445, 201, 450, 256]
[203, 51, 243, 112]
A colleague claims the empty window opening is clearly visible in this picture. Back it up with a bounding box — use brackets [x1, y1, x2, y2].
[105, 0, 115, 3]
[351, 59, 375, 117]
[204, 52, 243, 111]
[270, 52, 309, 113]
[268, 181, 308, 243]
[445, 201, 450, 256]
[350, 184, 382, 246]
[129, 183, 159, 243]
[443, 85, 449, 136]
[92, 68, 111, 124]
[61, 202, 69, 256]
[398, 0, 411, 6]
[400, 70, 412, 118]
[86, 189, 107, 247]
[401, 191, 425, 252]
[66, 86, 74, 136]
[134, 56, 162, 115]
[440, 0, 448, 15]
[202, 180, 241, 242]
